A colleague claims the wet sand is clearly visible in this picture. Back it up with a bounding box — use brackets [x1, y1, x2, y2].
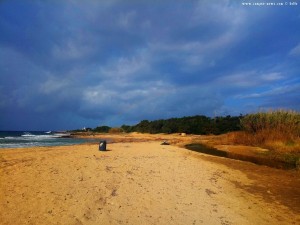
[0, 140, 299, 225]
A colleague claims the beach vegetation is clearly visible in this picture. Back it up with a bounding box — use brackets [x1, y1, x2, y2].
[109, 127, 124, 134]
[93, 126, 111, 133]
[232, 110, 300, 148]
[209, 110, 300, 169]
[127, 115, 242, 135]
[121, 125, 133, 133]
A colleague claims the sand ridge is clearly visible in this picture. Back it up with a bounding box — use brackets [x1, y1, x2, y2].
[0, 141, 299, 225]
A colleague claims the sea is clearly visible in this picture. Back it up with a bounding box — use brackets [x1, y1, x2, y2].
[0, 131, 99, 149]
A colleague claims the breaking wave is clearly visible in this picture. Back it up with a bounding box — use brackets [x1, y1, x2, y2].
[0, 131, 90, 149]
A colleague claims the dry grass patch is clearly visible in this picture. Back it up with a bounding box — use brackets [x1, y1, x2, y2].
[184, 110, 300, 169]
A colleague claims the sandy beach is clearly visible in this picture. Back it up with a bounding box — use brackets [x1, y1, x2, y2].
[0, 137, 299, 225]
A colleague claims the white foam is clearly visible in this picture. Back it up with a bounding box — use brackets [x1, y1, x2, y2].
[21, 134, 58, 140]
[4, 136, 14, 139]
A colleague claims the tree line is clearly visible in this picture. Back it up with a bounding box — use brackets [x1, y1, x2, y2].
[90, 115, 243, 135]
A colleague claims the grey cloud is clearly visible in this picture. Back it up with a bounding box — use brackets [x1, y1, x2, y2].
[1, 0, 299, 130]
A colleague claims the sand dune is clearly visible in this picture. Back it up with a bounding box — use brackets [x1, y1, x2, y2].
[0, 141, 299, 225]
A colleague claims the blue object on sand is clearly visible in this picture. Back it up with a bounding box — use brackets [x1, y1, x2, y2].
[99, 140, 107, 151]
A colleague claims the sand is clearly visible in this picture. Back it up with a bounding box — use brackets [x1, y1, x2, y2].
[0, 140, 299, 225]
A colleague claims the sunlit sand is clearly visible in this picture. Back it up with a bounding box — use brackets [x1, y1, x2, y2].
[1, 135, 299, 225]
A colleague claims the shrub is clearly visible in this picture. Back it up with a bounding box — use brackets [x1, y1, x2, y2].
[108, 127, 123, 134]
[93, 126, 111, 133]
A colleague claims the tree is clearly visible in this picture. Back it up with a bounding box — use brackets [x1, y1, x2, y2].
[93, 126, 111, 133]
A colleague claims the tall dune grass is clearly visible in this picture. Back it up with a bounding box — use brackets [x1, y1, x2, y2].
[233, 110, 300, 152]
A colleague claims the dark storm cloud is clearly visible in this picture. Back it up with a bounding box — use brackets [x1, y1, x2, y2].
[0, 0, 299, 130]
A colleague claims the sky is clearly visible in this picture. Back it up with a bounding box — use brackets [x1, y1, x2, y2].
[0, 0, 300, 131]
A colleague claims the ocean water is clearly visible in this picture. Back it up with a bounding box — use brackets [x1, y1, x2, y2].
[0, 131, 98, 149]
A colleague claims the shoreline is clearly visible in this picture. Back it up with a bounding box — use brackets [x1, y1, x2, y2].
[1, 135, 299, 225]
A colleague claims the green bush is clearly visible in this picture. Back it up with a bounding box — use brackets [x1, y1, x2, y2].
[93, 126, 111, 133]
